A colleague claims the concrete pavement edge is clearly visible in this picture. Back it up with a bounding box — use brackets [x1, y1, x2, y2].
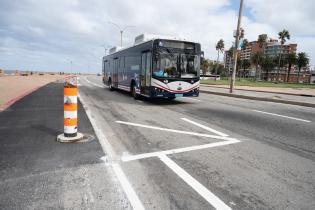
[200, 90, 315, 108]
[200, 84, 315, 97]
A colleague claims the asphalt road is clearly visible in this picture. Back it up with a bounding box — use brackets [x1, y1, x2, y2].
[0, 82, 131, 209]
[78, 75, 315, 210]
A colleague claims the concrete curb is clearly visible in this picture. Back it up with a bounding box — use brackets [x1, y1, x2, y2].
[200, 84, 315, 97]
[200, 90, 315, 108]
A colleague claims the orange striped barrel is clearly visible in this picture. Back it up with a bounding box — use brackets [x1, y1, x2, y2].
[64, 83, 78, 137]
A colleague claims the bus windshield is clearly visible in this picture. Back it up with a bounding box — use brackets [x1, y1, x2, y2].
[153, 49, 200, 78]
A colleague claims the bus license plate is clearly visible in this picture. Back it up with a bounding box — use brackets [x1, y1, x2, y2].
[175, 94, 183, 97]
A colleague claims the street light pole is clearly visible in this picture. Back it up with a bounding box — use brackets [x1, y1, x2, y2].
[107, 22, 135, 47]
[70, 60, 73, 74]
[100, 45, 112, 55]
[229, 0, 244, 93]
[120, 30, 123, 47]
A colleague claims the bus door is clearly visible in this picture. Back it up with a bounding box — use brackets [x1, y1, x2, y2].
[141, 52, 151, 95]
[113, 58, 119, 87]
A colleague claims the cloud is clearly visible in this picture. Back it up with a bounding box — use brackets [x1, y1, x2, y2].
[0, 0, 314, 72]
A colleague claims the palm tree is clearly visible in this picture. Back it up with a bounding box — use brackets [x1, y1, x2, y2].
[225, 46, 234, 74]
[242, 39, 249, 50]
[296, 52, 309, 83]
[251, 52, 264, 81]
[242, 59, 251, 78]
[261, 55, 276, 81]
[201, 59, 210, 76]
[215, 39, 225, 80]
[257, 34, 267, 49]
[277, 29, 290, 82]
[286, 52, 297, 82]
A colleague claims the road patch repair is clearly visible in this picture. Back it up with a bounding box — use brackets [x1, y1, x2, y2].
[0, 81, 132, 209]
[115, 118, 241, 210]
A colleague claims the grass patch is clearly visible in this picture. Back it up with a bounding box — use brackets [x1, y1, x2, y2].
[201, 78, 315, 89]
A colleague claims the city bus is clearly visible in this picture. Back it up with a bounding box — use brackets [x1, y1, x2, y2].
[102, 34, 201, 99]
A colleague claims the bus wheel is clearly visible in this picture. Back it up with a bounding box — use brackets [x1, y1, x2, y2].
[131, 83, 139, 100]
[168, 96, 176, 100]
[108, 79, 114, 91]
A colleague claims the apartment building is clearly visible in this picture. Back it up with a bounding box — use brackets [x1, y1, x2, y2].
[240, 41, 262, 61]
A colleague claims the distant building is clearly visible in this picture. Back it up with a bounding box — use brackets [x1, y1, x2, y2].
[224, 49, 240, 73]
[240, 41, 262, 61]
[264, 42, 297, 58]
[310, 71, 315, 84]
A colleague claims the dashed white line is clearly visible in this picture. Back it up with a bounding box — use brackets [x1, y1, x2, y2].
[159, 154, 232, 210]
[252, 110, 311, 123]
[181, 118, 229, 137]
[122, 139, 240, 162]
[115, 121, 237, 141]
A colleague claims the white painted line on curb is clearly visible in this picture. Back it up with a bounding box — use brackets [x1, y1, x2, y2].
[181, 118, 229, 137]
[159, 154, 232, 210]
[122, 139, 240, 162]
[78, 93, 145, 210]
[252, 110, 311, 123]
[115, 121, 237, 141]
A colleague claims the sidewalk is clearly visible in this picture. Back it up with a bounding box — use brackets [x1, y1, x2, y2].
[0, 74, 66, 111]
[200, 85, 315, 108]
[0, 82, 131, 209]
[201, 84, 315, 96]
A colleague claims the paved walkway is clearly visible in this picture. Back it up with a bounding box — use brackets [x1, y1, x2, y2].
[200, 85, 315, 106]
[0, 75, 65, 110]
[201, 84, 315, 96]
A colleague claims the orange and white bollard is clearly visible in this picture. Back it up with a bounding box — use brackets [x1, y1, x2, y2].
[64, 84, 78, 137]
[57, 76, 83, 142]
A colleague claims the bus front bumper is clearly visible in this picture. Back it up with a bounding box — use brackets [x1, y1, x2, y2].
[150, 87, 199, 98]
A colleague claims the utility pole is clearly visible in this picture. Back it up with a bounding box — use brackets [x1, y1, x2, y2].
[70, 60, 73, 74]
[107, 22, 135, 47]
[229, 0, 244, 93]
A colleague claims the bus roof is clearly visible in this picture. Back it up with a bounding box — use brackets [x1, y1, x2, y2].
[106, 34, 199, 56]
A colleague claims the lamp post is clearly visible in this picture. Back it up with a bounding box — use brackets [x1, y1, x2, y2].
[229, 0, 244, 93]
[107, 22, 135, 47]
[70, 60, 73, 74]
[100, 45, 113, 55]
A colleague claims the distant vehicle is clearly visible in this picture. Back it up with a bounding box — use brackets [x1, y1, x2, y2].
[97, 73, 101, 76]
[102, 34, 201, 99]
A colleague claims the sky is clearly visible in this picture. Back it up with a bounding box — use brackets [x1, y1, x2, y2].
[0, 0, 314, 73]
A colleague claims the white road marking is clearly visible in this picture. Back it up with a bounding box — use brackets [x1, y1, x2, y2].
[78, 93, 145, 210]
[253, 110, 311, 123]
[178, 97, 202, 102]
[115, 121, 237, 141]
[181, 118, 229, 137]
[112, 163, 145, 210]
[122, 139, 240, 162]
[159, 154, 232, 210]
[83, 77, 104, 88]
